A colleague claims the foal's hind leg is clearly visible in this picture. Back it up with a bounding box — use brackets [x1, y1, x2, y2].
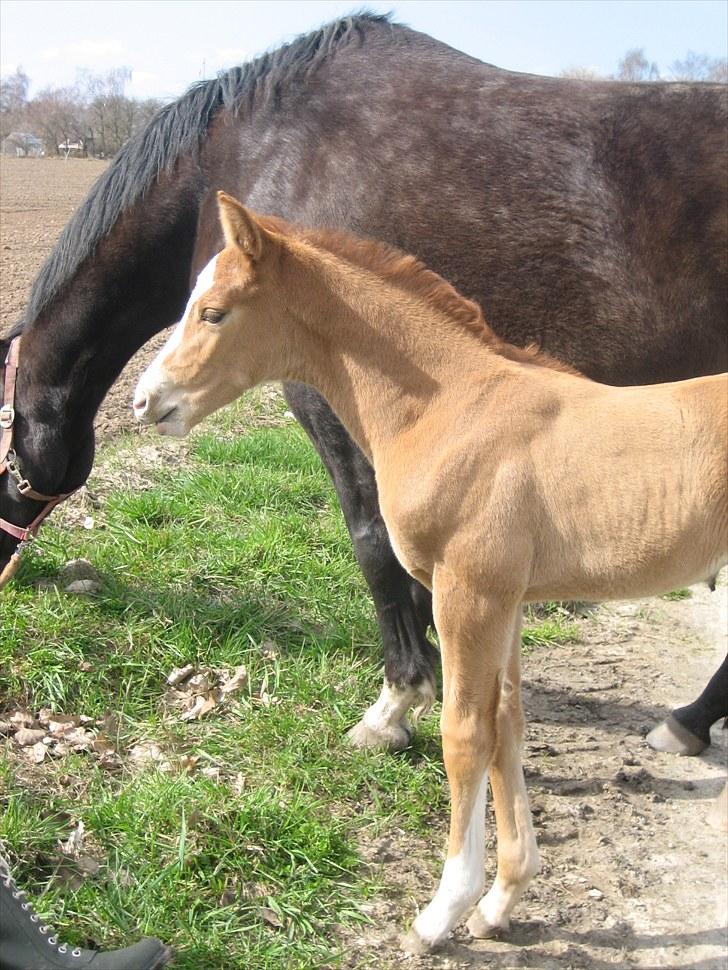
[467, 609, 540, 938]
[403, 574, 519, 953]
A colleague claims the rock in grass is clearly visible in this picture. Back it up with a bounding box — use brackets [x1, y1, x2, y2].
[59, 559, 100, 588]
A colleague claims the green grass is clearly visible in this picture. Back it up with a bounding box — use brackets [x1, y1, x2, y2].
[0, 395, 575, 968]
[660, 588, 693, 601]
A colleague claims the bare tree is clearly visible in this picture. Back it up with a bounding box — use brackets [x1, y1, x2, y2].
[559, 66, 602, 81]
[616, 48, 660, 82]
[26, 86, 86, 156]
[0, 67, 30, 141]
[81, 68, 161, 156]
[669, 51, 728, 82]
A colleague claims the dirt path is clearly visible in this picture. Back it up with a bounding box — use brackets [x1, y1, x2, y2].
[2, 156, 727, 970]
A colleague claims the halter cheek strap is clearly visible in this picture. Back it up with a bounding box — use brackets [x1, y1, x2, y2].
[0, 336, 78, 578]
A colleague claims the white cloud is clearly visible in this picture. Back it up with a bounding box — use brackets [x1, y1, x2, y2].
[41, 40, 126, 65]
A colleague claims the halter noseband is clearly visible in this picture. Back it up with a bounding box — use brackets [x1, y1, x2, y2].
[0, 336, 77, 586]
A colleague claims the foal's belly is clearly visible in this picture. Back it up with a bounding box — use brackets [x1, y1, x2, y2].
[524, 546, 727, 603]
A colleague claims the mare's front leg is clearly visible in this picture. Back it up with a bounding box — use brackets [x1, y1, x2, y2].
[284, 382, 437, 751]
[403, 571, 526, 953]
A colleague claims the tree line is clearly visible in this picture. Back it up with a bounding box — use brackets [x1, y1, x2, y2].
[0, 67, 163, 157]
[563, 47, 727, 82]
[1, 47, 725, 160]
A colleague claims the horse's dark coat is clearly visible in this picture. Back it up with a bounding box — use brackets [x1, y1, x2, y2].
[1, 13, 726, 736]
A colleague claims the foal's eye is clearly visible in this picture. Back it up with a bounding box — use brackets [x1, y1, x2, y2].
[201, 308, 226, 325]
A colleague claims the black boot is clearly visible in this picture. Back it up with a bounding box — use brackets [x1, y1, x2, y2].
[0, 862, 173, 970]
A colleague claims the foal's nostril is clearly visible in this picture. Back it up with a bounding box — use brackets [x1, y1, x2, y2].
[133, 392, 149, 416]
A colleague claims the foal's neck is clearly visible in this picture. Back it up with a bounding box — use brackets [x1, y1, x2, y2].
[276, 241, 505, 462]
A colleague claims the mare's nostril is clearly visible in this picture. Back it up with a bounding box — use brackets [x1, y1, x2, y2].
[133, 392, 149, 416]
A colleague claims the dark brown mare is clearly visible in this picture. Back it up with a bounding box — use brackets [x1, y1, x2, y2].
[1, 14, 726, 753]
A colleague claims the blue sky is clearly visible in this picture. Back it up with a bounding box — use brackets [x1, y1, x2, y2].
[1, 0, 726, 99]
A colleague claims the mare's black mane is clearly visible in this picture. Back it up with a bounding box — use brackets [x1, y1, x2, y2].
[14, 12, 392, 334]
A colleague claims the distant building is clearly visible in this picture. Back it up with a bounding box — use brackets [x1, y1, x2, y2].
[58, 138, 85, 158]
[1, 132, 45, 157]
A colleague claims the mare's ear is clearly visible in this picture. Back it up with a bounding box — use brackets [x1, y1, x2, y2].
[217, 192, 266, 261]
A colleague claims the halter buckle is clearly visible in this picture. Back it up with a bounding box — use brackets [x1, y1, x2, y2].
[15, 477, 34, 496]
[0, 405, 14, 429]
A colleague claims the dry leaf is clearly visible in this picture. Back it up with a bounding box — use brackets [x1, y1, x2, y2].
[167, 664, 195, 687]
[179, 691, 219, 722]
[25, 741, 48, 764]
[129, 741, 166, 765]
[259, 906, 283, 929]
[61, 821, 85, 858]
[14, 727, 46, 746]
[180, 755, 200, 774]
[63, 728, 95, 750]
[9, 711, 34, 728]
[187, 673, 212, 695]
[220, 664, 248, 694]
[92, 738, 116, 755]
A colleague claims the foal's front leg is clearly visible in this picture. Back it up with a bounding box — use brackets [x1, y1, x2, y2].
[403, 575, 521, 953]
[467, 609, 540, 938]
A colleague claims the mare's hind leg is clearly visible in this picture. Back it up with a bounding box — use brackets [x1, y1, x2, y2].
[284, 382, 437, 750]
[403, 571, 519, 953]
[647, 654, 728, 755]
[467, 609, 540, 938]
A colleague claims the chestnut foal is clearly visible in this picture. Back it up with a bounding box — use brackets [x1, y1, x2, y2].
[134, 193, 727, 953]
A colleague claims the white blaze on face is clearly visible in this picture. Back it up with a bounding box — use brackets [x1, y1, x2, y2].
[133, 254, 219, 433]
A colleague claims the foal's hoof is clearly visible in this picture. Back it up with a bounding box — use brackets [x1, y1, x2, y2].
[400, 928, 437, 955]
[646, 715, 709, 756]
[466, 908, 507, 939]
[346, 718, 412, 752]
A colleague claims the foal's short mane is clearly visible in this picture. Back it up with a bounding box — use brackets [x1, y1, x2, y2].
[13, 12, 393, 335]
[290, 224, 579, 375]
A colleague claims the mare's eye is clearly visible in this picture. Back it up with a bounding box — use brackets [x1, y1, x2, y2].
[201, 308, 226, 325]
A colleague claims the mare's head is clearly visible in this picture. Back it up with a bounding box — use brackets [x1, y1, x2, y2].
[134, 193, 285, 436]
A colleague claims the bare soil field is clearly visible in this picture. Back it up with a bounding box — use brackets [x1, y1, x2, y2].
[0, 156, 166, 442]
[2, 156, 727, 970]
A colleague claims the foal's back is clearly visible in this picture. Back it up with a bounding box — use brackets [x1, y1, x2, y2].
[509, 371, 728, 601]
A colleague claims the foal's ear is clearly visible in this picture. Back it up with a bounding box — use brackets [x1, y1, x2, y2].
[217, 192, 265, 261]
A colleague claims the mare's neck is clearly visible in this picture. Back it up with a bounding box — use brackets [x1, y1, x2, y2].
[275, 246, 503, 463]
[16, 179, 201, 493]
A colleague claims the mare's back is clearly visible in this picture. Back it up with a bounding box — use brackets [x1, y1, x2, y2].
[234, 21, 726, 384]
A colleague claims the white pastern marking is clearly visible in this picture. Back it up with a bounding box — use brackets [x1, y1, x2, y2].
[413, 770, 488, 946]
[362, 679, 420, 736]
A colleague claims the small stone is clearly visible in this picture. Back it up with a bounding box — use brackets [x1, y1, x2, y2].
[587, 888, 604, 899]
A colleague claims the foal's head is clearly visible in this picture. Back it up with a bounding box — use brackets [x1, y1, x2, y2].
[134, 193, 286, 436]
